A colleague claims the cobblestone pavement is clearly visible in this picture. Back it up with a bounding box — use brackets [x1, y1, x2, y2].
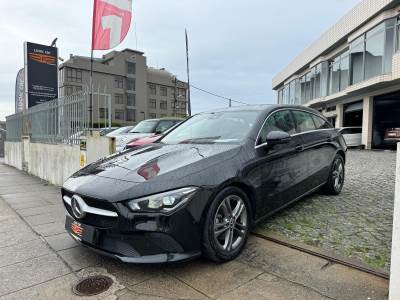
[258, 150, 396, 273]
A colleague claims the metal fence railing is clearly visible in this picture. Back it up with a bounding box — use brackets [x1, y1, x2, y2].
[6, 90, 111, 145]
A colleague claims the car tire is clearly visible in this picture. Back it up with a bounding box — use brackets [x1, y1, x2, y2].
[323, 154, 345, 195]
[202, 186, 251, 262]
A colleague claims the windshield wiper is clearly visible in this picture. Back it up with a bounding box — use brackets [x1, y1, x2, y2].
[179, 136, 221, 144]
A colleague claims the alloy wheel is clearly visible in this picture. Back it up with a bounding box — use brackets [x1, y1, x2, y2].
[332, 158, 344, 192]
[213, 195, 248, 252]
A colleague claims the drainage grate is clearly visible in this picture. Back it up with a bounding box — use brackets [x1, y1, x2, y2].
[73, 275, 113, 296]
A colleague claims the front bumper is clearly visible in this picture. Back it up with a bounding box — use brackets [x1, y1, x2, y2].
[62, 189, 211, 263]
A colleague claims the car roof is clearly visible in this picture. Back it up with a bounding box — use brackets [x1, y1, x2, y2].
[196, 104, 321, 115]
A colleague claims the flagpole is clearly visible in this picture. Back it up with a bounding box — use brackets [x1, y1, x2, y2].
[89, 0, 97, 131]
[185, 29, 191, 117]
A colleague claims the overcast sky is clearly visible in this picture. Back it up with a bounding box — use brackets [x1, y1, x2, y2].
[0, 0, 360, 121]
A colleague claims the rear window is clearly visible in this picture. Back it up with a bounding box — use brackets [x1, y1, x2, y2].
[292, 110, 316, 133]
[311, 115, 332, 129]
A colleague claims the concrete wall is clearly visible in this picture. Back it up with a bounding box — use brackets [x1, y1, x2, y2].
[28, 143, 80, 186]
[4, 141, 23, 170]
[4, 132, 115, 186]
[389, 143, 400, 299]
[86, 132, 115, 164]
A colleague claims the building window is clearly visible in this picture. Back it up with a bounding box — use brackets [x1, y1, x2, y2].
[277, 89, 283, 104]
[160, 100, 167, 110]
[127, 78, 135, 91]
[365, 22, 385, 80]
[149, 113, 157, 119]
[171, 88, 175, 98]
[160, 86, 167, 97]
[396, 17, 400, 52]
[178, 88, 186, 98]
[127, 62, 136, 75]
[99, 108, 108, 119]
[65, 86, 73, 96]
[384, 18, 395, 74]
[66, 68, 82, 82]
[149, 99, 156, 109]
[311, 65, 321, 99]
[114, 76, 124, 88]
[340, 51, 350, 90]
[350, 35, 365, 85]
[329, 56, 341, 94]
[115, 110, 125, 120]
[149, 84, 156, 95]
[127, 93, 136, 106]
[115, 94, 124, 105]
[126, 109, 136, 121]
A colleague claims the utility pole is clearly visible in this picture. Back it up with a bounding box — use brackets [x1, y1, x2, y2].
[229, 98, 232, 108]
[185, 29, 191, 116]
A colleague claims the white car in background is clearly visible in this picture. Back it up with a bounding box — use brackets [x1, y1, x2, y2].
[106, 126, 134, 138]
[338, 127, 362, 147]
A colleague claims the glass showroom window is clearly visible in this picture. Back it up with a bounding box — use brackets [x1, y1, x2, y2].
[365, 22, 385, 80]
[384, 18, 395, 74]
[396, 17, 400, 51]
[304, 72, 311, 102]
[289, 80, 296, 104]
[312, 64, 321, 99]
[300, 76, 306, 104]
[350, 35, 365, 85]
[340, 51, 350, 90]
[277, 89, 283, 104]
[329, 56, 341, 94]
[295, 79, 301, 104]
[283, 85, 290, 104]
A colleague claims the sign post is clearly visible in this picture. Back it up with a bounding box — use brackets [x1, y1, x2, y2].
[24, 42, 58, 108]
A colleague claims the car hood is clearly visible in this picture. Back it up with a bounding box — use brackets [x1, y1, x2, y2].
[68, 143, 241, 184]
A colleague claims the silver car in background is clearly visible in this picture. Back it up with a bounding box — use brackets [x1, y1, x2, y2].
[338, 127, 362, 147]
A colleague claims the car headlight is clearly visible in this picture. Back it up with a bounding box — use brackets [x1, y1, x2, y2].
[127, 187, 198, 213]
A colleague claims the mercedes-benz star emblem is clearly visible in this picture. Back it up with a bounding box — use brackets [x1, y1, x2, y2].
[71, 195, 86, 219]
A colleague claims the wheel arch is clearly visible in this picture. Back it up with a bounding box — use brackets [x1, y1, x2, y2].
[201, 180, 257, 228]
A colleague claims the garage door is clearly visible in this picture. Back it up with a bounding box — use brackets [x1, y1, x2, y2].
[373, 91, 400, 149]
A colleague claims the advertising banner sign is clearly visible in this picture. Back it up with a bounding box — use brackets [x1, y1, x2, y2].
[24, 42, 58, 108]
[15, 68, 25, 113]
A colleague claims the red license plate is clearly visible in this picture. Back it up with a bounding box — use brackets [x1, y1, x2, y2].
[71, 221, 84, 237]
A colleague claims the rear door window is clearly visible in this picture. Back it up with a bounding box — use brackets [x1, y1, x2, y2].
[292, 111, 317, 133]
[311, 115, 332, 129]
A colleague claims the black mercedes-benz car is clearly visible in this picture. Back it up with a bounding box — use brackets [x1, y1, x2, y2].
[62, 105, 347, 263]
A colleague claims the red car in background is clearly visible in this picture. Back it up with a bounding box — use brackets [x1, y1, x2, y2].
[125, 134, 162, 149]
[124, 122, 181, 149]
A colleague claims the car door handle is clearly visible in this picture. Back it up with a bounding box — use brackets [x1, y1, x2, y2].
[295, 145, 304, 152]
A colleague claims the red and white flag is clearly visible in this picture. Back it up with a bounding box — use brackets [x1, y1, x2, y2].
[92, 0, 133, 50]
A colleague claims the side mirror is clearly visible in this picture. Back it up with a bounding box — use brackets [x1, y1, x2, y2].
[258, 131, 291, 148]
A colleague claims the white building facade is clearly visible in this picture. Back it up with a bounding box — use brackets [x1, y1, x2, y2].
[273, 0, 400, 149]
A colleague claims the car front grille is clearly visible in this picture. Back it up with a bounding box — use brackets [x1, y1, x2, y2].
[62, 190, 118, 228]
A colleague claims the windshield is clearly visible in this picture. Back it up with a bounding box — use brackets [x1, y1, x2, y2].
[161, 111, 259, 144]
[107, 126, 133, 136]
[129, 120, 158, 133]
